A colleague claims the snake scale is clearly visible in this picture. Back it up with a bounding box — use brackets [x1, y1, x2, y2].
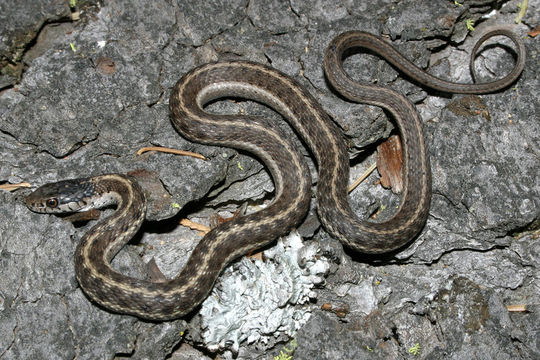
[25, 28, 525, 320]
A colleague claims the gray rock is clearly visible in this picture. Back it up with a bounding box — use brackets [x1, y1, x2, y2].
[0, 0, 74, 85]
[0, 0, 538, 359]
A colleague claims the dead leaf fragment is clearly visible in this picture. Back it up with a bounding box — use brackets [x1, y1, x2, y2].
[446, 95, 490, 120]
[62, 209, 101, 222]
[376, 135, 403, 194]
[247, 251, 264, 261]
[320, 302, 349, 318]
[321, 303, 332, 311]
[96, 57, 116, 75]
[528, 25, 540, 37]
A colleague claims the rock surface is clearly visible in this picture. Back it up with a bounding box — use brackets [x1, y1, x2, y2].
[1, 0, 538, 359]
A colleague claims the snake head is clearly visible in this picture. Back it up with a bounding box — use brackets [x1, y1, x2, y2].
[25, 178, 96, 214]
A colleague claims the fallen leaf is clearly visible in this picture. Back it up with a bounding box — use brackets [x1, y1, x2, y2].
[528, 25, 540, 37]
[376, 135, 403, 194]
[446, 95, 490, 120]
[95, 57, 116, 75]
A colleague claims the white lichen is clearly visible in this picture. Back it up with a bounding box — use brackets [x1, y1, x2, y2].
[199, 230, 330, 353]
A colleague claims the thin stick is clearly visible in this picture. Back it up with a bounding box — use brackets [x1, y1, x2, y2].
[137, 146, 206, 160]
[0, 182, 31, 192]
[348, 163, 377, 193]
[515, 0, 528, 24]
[179, 218, 211, 234]
[506, 304, 528, 312]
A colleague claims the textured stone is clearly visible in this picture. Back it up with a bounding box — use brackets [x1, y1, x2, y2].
[0, 0, 538, 359]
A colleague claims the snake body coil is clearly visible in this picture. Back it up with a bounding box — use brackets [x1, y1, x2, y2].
[25, 29, 525, 320]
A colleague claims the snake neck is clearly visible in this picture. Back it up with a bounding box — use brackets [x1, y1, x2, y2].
[74, 174, 146, 283]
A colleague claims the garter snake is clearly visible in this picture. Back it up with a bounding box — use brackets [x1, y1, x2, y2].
[25, 28, 525, 320]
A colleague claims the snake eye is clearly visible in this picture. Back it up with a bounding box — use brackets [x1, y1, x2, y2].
[46, 198, 58, 208]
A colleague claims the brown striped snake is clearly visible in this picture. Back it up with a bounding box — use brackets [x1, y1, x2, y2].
[25, 28, 525, 319]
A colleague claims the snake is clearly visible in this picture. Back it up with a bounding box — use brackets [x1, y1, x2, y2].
[25, 28, 525, 320]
